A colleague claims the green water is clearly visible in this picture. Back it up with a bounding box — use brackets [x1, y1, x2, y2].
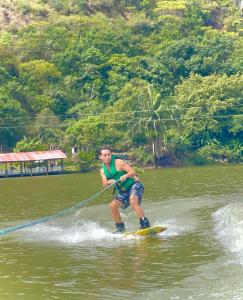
[1, 165, 243, 300]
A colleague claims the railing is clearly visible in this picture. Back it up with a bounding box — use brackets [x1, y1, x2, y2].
[0, 165, 63, 177]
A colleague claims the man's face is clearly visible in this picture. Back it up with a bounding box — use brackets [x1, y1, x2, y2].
[99, 149, 112, 164]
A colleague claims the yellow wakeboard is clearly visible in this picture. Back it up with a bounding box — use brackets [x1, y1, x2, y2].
[123, 226, 167, 237]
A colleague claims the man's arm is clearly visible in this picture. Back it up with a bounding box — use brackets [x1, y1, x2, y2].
[100, 169, 115, 187]
[116, 159, 137, 182]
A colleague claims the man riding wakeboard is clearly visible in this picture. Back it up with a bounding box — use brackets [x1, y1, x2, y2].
[99, 146, 150, 233]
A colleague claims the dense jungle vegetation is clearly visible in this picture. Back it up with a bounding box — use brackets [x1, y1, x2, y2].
[0, 0, 242, 167]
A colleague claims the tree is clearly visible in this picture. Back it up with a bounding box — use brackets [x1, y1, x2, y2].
[0, 66, 11, 85]
[105, 54, 148, 101]
[66, 114, 122, 151]
[16, 22, 71, 61]
[181, 0, 210, 35]
[28, 108, 64, 148]
[228, 37, 243, 74]
[175, 73, 243, 150]
[19, 60, 61, 92]
[0, 96, 27, 149]
[14, 137, 46, 152]
[111, 79, 179, 167]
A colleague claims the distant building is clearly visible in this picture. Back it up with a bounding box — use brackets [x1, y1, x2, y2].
[0, 150, 67, 178]
[72, 146, 78, 156]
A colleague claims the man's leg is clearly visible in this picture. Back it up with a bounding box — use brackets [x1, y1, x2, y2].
[109, 199, 125, 232]
[130, 195, 150, 229]
[130, 195, 145, 218]
[109, 199, 122, 222]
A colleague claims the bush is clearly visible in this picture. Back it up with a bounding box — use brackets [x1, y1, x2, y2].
[130, 146, 153, 166]
[77, 150, 96, 172]
[199, 141, 243, 163]
[14, 138, 46, 152]
[185, 152, 209, 166]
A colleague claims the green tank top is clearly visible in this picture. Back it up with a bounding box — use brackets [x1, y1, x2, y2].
[102, 155, 135, 192]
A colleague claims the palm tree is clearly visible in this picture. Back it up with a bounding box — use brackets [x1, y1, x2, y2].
[114, 79, 180, 167]
[141, 86, 179, 167]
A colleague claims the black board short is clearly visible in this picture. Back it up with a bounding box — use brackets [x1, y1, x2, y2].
[115, 181, 144, 209]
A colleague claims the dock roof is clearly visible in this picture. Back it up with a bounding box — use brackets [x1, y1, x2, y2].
[0, 150, 67, 163]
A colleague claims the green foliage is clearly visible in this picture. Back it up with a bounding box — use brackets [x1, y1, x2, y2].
[77, 150, 96, 172]
[199, 141, 243, 163]
[29, 108, 64, 146]
[66, 113, 123, 151]
[45, 0, 72, 13]
[175, 73, 243, 149]
[229, 37, 243, 73]
[162, 128, 192, 159]
[68, 99, 104, 116]
[0, 95, 27, 149]
[181, 0, 210, 34]
[17, 0, 49, 18]
[0, 0, 242, 165]
[0, 67, 11, 84]
[129, 146, 154, 165]
[185, 152, 209, 166]
[155, 0, 186, 12]
[19, 60, 61, 90]
[15, 20, 71, 60]
[14, 137, 46, 152]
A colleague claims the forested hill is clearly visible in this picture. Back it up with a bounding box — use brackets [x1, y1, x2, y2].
[0, 0, 242, 167]
[0, 1, 242, 30]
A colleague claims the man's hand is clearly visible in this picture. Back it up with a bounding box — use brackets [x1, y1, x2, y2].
[120, 174, 128, 182]
[107, 179, 116, 185]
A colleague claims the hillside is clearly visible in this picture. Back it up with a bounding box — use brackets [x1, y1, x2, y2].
[0, 0, 242, 166]
[0, 0, 128, 31]
[0, 0, 242, 31]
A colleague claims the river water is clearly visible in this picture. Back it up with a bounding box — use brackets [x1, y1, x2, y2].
[0, 165, 243, 299]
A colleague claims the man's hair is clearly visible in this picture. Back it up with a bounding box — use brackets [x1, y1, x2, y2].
[98, 146, 112, 155]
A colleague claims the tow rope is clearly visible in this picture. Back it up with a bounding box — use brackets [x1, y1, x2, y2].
[0, 180, 118, 236]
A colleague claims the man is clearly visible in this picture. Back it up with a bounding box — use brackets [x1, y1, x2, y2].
[99, 146, 150, 233]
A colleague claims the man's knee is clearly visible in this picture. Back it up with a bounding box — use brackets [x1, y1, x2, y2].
[109, 200, 121, 211]
[130, 195, 139, 208]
